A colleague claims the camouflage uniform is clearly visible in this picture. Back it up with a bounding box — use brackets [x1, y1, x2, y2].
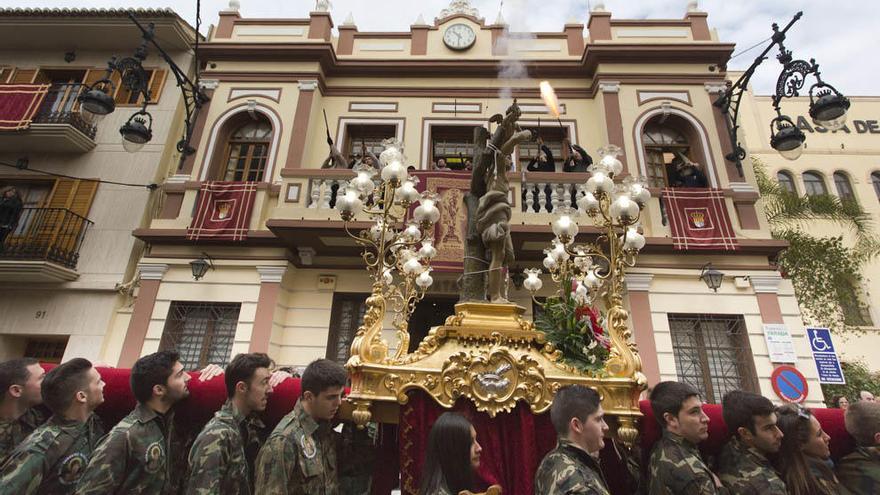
[808, 456, 853, 495]
[186, 399, 266, 495]
[0, 413, 104, 494]
[75, 403, 177, 495]
[254, 401, 338, 495]
[836, 445, 880, 495]
[0, 405, 49, 465]
[648, 430, 728, 495]
[715, 437, 786, 494]
[534, 438, 610, 495]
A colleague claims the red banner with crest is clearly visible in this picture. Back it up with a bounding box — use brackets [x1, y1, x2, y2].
[186, 181, 258, 241]
[661, 187, 739, 250]
[410, 171, 471, 272]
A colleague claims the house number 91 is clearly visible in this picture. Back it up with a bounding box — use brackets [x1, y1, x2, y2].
[35, 311, 47, 319]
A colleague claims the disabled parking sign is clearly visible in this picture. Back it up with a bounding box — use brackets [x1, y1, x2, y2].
[807, 327, 846, 385]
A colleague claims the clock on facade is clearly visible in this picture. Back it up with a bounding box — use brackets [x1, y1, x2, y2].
[443, 23, 476, 50]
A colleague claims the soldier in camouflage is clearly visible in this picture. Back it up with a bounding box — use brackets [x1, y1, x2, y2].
[0, 358, 105, 494]
[837, 400, 880, 495]
[535, 385, 610, 495]
[647, 381, 728, 495]
[254, 358, 347, 495]
[715, 391, 786, 494]
[186, 353, 274, 494]
[0, 358, 49, 465]
[75, 350, 191, 495]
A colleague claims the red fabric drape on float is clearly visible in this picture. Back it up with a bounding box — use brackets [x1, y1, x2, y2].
[0, 84, 50, 130]
[661, 187, 739, 250]
[186, 181, 258, 241]
[399, 389, 558, 495]
[408, 171, 471, 272]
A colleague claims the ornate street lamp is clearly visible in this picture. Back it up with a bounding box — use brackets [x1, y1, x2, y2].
[78, 12, 208, 162]
[525, 145, 649, 378]
[190, 253, 214, 281]
[699, 262, 724, 292]
[336, 139, 440, 360]
[714, 12, 850, 170]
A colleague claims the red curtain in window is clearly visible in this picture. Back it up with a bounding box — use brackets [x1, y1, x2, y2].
[0, 84, 49, 130]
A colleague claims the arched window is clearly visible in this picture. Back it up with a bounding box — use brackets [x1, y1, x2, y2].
[222, 118, 273, 182]
[872, 171, 880, 202]
[802, 172, 827, 197]
[833, 172, 855, 202]
[776, 171, 796, 193]
[641, 115, 709, 188]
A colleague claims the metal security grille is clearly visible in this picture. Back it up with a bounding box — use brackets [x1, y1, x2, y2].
[24, 339, 68, 364]
[160, 302, 241, 370]
[326, 293, 368, 364]
[668, 314, 758, 404]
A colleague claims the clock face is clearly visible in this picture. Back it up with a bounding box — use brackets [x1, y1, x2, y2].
[443, 23, 476, 50]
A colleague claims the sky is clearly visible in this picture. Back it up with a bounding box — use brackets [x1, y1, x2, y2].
[2, 0, 877, 96]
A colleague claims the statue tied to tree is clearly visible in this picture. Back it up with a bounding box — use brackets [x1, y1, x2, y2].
[462, 100, 532, 303]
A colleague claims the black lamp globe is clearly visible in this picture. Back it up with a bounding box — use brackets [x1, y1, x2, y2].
[699, 263, 724, 293]
[809, 88, 850, 131]
[770, 115, 806, 161]
[120, 112, 153, 153]
[78, 85, 115, 123]
[190, 255, 213, 281]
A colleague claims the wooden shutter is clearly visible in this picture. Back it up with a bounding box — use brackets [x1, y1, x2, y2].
[146, 69, 167, 104]
[10, 68, 37, 84]
[31, 70, 51, 85]
[46, 178, 98, 217]
[31, 179, 98, 254]
[0, 67, 12, 83]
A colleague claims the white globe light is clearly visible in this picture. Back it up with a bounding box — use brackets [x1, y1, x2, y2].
[629, 182, 651, 208]
[523, 268, 543, 292]
[403, 257, 424, 275]
[381, 160, 407, 183]
[623, 227, 646, 251]
[599, 154, 623, 176]
[542, 255, 557, 270]
[396, 180, 421, 203]
[550, 242, 569, 263]
[416, 270, 433, 288]
[577, 192, 600, 213]
[419, 241, 437, 260]
[552, 211, 579, 240]
[586, 171, 613, 195]
[414, 196, 441, 224]
[585, 269, 600, 288]
[610, 195, 639, 223]
[336, 188, 363, 214]
[379, 146, 403, 165]
[403, 223, 421, 241]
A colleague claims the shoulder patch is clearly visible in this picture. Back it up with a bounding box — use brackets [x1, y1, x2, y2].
[144, 441, 165, 473]
[58, 452, 89, 485]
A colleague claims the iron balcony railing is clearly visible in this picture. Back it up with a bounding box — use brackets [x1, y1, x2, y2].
[31, 83, 97, 139]
[0, 207, 94, 270]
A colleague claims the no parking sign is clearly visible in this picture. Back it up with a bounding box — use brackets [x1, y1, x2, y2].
[771, 365, 809, 403]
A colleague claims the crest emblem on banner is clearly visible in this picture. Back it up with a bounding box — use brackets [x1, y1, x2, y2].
[689, 210, 706, 228]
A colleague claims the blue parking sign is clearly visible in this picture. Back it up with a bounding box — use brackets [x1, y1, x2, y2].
[806, 327, 845, 385]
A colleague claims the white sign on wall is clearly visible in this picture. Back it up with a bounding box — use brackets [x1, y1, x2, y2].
[763, 324, 798, 363]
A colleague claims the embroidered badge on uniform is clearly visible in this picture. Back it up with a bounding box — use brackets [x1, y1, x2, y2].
[58, 452, 89, 485]
[300, 434, 317, 459]
[144, 441, 165, 473]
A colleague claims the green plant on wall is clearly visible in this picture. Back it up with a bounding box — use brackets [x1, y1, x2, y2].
[753, 157, 878, 334]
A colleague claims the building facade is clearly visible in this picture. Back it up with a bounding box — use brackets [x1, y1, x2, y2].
[0, 8, 197, 363]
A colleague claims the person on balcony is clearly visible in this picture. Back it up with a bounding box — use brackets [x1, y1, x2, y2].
[716, 390, 786, 494]
[435, 158, 449, 171]
[535, 385, 610, 495]
[669, 151, 708, 188]
[562, 140, 593, 173]
[774, 404, 851, 495]
[647, 381, 727, 494]
[526, 137, 556, 172]
[0, 358, 48, 466]
[0, 186, 23, 246]
[320, 143, 349, 169]
[837, 400, 880, 494]
[419, 412, 483, 495]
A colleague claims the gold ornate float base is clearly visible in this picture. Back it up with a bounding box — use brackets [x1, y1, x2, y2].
[343, 302, 644, 447]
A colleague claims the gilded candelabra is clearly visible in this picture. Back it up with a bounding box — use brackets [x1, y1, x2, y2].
[336, 139, 441, 367]
[524, 145, 650, 445]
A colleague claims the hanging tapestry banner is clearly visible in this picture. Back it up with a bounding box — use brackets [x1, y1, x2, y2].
[661, 187, 739, 250]
[0, 84, 50, 130]
[186, 181, 258, 241]
[411, 171, 471, 272]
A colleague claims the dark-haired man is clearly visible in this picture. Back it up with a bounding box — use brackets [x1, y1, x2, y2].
[187, 352, 275, 494]
[0, 358, 105, 493]
[255, 358, 347, 494]
[716, 390, 786, 494]
[76, 350, 191, 494]
[837, 400, 880, 494]
[0, 358, 48, 465]
[648, 381, 727, 494]
[534, 385, 610, 495]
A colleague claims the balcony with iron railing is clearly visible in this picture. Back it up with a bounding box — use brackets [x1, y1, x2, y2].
[0, 207, 94, 282]
[0, 82, 97, 153]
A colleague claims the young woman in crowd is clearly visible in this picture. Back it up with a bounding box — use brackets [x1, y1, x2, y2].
[419, 412, 483, 495]
[774, 404, 852, 495]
